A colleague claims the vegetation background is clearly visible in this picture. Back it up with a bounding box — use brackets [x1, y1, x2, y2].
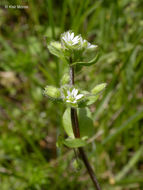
[0, 0, 143, 189]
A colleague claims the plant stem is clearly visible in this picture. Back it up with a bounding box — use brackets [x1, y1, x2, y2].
[69, 66, 101, 190]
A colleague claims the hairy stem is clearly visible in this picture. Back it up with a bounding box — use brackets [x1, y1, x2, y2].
[69, 66, 101, 190]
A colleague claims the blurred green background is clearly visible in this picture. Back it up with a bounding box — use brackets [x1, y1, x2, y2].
[0, 0, 143, 189]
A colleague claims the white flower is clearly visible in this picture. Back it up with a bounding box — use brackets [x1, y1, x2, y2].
[80, 38, 97, 49]
[65, 88, 84, 104]
[61, 31, 81, 48]
[61, 31, 98, 52]
[87, 42, 97, 49]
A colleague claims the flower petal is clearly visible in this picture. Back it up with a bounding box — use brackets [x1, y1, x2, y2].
[71, 32, 74, 40]
[74, 89, 78, 96]
[72, 88, 78, 96]
[67, 90, 71, 96]
[71, 88, 75, 94]
[75, 94, 84, 100]
[68, 32, 71, 40]
[87, 43, 97, 49]
[74, 36, 80, 42]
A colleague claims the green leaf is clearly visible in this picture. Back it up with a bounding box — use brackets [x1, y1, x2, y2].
[91, 83, 107, 94]
[78, 91, 99, 107]
[62, 108, 95, 138]
[85, 94, 99, 106]
[62, 108, 74, 138]
[71, 53, 99, 66]
[63, 138, 87, 148]
[77, 108, 95, 137]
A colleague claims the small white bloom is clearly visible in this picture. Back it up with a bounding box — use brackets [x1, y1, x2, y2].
[87, 42, 97, 49]
[80, 37, 97, 50]
[64, 88, 84, 104]
[61, 31, 81, 48]
[61, 31, 98, 52]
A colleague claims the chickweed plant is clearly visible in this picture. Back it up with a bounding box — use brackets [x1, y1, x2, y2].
[44, 31, 106, 190]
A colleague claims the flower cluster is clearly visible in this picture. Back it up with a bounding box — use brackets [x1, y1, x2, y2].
[45, 30, 106, 108]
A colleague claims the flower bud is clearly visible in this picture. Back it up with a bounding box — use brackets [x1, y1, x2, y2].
[91, 83, 107, 94]
[47, 41, 63, 58]
[50, 41, 62, 50]
[72, 159, 82, 171]
[44, 85, 61, 99]
[60, 73, 70, 85]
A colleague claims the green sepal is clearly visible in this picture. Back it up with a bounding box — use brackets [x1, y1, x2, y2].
[63, 137, 87, 148]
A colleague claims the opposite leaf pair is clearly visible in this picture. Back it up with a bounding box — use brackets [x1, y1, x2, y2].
[58, 107, 95, 148]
